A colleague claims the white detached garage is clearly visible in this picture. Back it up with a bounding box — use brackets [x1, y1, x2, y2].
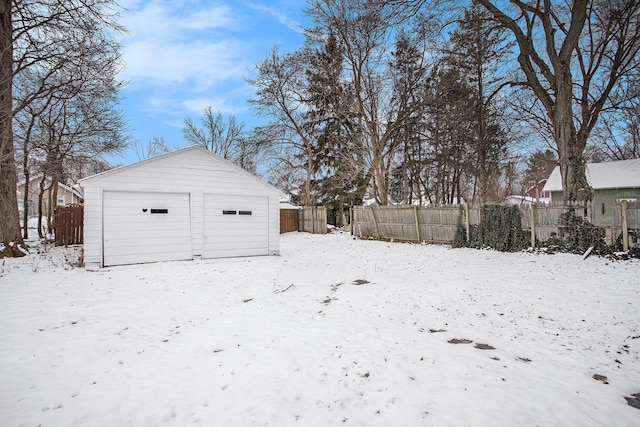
[79, 146, 283, 268]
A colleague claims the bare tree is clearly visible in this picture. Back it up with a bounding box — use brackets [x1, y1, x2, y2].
[133, 137, 170, 162]
[474, 0, 640, 202]
[307, 0, 406, 205]
[588, 100, 640, 160]
[1, 0, 126, 253]
[446, 3, 512, 204]
[247, 46, 318, 205]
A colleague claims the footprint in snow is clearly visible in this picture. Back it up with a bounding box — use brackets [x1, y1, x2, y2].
[448, 338, 473, 344]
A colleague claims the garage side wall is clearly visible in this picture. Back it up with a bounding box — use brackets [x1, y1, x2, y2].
[269, 195, 280, 255]
[83, 187, 103, 269]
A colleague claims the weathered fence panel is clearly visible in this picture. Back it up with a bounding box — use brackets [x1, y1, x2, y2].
[352, 205, 477, 243]
[519, 204, 591, 244]
[613, 201, 640, 250]
[54, 205, 84, 246]
[280, 209, 299, 233]
[352, 202, 638, 249]
[299, 207, 327, 234]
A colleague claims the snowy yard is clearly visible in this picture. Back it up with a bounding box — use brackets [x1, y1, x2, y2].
[1, 231, 639, 426]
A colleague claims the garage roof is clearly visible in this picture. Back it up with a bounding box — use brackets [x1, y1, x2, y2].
[79, 145, 283, 195]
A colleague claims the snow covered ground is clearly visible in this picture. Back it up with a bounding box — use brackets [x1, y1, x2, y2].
[1, 231, 639, 426]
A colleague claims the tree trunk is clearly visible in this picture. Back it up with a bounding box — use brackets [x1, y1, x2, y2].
[49, 175, 59, 235]
[0, 0, 25, 252]
[305, 141, 312, 206]
[37, 175, 48, 239]
[22, 169, 29, 240]
[555, 66, 592, 203]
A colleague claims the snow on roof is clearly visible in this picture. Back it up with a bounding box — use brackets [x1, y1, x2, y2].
[543, 158, 640, 192]
[279, 202, 300, 209]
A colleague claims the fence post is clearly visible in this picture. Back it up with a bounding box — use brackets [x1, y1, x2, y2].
[530, 204, 536, 248]
[413, 206, 421, 242]
[622, 200, 629, 252]
[464, 203, 470, 243]
[370, 207, 380, 239]
[312, 207, 316, 234]
[350, 208, 353, 236]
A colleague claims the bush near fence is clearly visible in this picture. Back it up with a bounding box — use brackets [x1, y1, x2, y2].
[351, 202, 639, 253]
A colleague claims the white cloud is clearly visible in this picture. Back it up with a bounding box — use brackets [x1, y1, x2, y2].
[117, 0, 306, 148]
[122, 39, 247, 86]
[247, 2, 303, 33]
[183, 97, 232, 114]
[119, 0, 245, 86]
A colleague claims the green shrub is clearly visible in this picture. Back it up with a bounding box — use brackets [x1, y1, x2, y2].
[453, 205, 528, 252]
[543, 209, 610, 255]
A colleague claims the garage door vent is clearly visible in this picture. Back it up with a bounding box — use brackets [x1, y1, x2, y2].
[223, 210, 237, 215]
[239, 210, 252, 215]
[150, 208, 168, 214]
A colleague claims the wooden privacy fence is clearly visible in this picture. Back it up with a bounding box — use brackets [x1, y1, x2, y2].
[54, 204, 84, 246]
[280, 209, 299, 233]
[613, 201, 640, 251]
[351, 205, 480, 244]
[279, 207, 328, 234]
[352, 202, 640, 250]
[298, 206, 327, 234]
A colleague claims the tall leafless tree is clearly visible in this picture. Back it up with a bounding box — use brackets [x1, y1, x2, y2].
[474, 0, 640, 202]
[1, 0, 126, 252]
[307, 0, 405, 205]
[388, 0, 640, 202]
[247, 46, 318, 205]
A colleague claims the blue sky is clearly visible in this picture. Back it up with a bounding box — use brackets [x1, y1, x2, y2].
[113, 0, 308, 165]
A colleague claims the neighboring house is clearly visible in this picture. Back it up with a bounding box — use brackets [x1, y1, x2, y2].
[79, 145, 283, 269]
[524, 179, 551, 203]
[505, 195, 535, 206]
[542, 158, 640, 226]
[17, 176, 84, 217]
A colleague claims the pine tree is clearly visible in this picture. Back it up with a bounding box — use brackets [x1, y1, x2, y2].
[305, 32, 365, 224]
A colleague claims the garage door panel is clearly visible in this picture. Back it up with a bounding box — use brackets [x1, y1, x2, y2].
[105, 226, 190, 240]
[103, 191, 192, 266]
[203, 194, 269, 258]
[103, 238, 192, 252]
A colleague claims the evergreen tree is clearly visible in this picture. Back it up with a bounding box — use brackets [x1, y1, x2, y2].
[305, 32, 366, 223]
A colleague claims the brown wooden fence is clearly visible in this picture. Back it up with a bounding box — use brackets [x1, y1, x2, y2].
[280, 207, 328, 234]
[280, 209, 299, 233]
[54, 204, 84, 246]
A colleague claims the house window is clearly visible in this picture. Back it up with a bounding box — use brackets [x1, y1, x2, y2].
[57, 195, 65, 206]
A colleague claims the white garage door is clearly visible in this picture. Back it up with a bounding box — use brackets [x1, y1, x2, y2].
[103, 191, 192, 266]
[203, 194, 269, 258]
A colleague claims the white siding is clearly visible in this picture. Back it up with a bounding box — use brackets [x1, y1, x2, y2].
[83, 187, 103, 269]
[191, 191, 204, 258]
[268, 195, 280, 255]
[80, 146, 282, 267]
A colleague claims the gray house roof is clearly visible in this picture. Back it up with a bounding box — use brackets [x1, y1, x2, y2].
[543, 158, 640, 192]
